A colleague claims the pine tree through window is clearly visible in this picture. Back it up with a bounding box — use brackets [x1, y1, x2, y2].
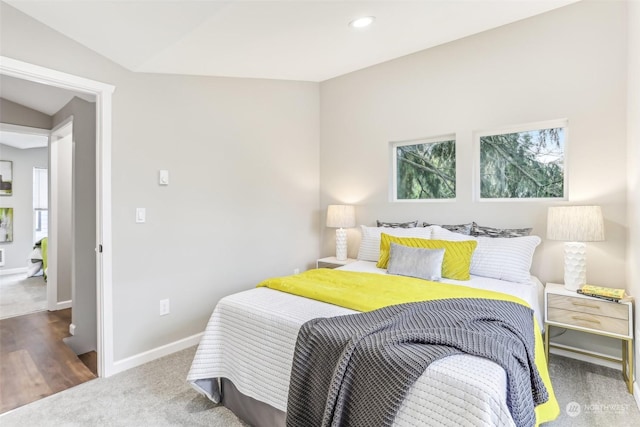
[477, 120, 567, 200]
[392, 136, 456, 201]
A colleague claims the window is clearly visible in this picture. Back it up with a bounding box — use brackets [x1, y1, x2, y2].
[476, 120, 567, 200]
[33, 167, 48, 242]
[391, 135, 456, 201]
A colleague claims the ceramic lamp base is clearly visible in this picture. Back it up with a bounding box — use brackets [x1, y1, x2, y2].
[335, 228, 348, 261]
[563, 242, 587, 291]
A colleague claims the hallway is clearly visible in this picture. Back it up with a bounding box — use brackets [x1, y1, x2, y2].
[0, 308, 96, 413]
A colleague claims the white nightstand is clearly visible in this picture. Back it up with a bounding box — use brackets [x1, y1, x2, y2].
[316, 257, 356, 269]
[544, 282, 634, 393]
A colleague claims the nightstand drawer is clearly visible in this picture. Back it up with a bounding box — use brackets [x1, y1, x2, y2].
[547, 307, 629, 335]
[547, 294, 628, 320]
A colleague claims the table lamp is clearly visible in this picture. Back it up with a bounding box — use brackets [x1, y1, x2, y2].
[326, 205, 356, 261]
[547, 205, 605, 291]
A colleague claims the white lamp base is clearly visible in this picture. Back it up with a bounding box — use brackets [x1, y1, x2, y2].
[563, 242, 587, 291]
[335, 228, 348, 261]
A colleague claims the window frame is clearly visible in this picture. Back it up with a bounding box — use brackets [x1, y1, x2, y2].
[473, 119, 569, 202]
[390, 134, 457, 203]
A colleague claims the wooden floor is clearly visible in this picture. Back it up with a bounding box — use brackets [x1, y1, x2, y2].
[0, 309, 97, 414]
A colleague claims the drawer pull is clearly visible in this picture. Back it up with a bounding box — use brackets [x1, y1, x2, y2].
[571, 315, 601, 324]
[572, 301, 600, 309]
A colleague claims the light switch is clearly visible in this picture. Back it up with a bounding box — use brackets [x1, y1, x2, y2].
[136, 208, 146, 223]
[159, 170, 169, 185]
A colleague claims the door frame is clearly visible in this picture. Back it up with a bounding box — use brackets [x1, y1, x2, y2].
[48, 118, 73, 313]
[0, 56, 115, 377]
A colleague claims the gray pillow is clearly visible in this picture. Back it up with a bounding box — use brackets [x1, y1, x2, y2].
[471, 222, 532, 238]
[376, 220, 418, 228]
[422, 222, 472, 235]
[387, 243, 445, 282]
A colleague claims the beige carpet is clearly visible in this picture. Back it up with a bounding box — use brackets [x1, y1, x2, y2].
[0, 274, 47, 319]
[1, 345, 638, 426]
[0, 346, 246, 427]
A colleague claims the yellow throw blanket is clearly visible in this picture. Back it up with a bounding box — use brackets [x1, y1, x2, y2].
[258, 268, 559, 426]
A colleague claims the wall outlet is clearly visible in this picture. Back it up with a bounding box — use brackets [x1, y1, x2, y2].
[293, 268, 300, 275]
[159, 299, 170, 316]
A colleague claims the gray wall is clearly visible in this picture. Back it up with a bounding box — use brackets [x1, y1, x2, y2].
[0, 3, 321, 361]
[0, 97, 52, 129]
[0, 143, 48, 270]
[52, 97, 97, 354]
[50, 133, 73, 302]
[320, 1, 629, 290]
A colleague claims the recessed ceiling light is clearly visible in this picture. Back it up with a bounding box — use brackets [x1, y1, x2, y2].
[349, 16, 375, 29]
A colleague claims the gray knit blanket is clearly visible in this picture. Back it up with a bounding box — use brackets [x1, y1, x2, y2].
[286, 298, 548, 427]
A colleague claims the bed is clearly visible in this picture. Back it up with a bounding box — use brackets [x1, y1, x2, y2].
[187, 224, 560, 427]
[26, 237, 48, 279]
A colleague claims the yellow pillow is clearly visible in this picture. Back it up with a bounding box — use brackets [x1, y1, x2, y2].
[377, 234, 478, 281]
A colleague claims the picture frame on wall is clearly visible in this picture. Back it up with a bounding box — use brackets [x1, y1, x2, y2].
[0, 160, 13, 196]
[0, 208, 13, 243]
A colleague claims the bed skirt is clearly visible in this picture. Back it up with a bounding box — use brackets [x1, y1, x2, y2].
[221, 378, 285, 427]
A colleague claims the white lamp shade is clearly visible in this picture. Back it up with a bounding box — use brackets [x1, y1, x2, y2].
[547, 206, 605, 242]
[547, 205, 604, 291]
[326, 205, 356, 228]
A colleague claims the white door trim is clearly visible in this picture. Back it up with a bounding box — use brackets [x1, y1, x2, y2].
[48, 119, 73, 313]
[0, 56, 115, 377]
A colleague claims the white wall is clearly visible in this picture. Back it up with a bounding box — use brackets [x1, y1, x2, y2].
[0, 143, 48, 270]
[320, 1, 628, 289]
[626, 0, 640, 388]
[0, 3, 320, 361]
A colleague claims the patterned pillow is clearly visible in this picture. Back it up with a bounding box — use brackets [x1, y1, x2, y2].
[422, 222, 472, 235]
[431, 226, 475, 241]
[387, 244, 444, 282]
[357, 225, 433, 262]
[376, 220, 418, 228]
[472, 223, 532, 238]
[377, 234, 477, 280]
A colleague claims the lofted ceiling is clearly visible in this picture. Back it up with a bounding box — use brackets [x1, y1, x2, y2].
[0, 125, 49, 150]
[0, 74, 94, 149]
[0, 74, 94, 116]
[5, 0, 579, 82]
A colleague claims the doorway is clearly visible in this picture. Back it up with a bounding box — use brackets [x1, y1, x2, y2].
[0, 55, 114, 377]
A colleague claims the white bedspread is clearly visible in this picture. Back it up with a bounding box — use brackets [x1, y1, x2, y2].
[187, 277, 544, 426]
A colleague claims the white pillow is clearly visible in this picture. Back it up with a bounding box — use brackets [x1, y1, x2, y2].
[431, 226, 540, 284]
[470, 236, 541, 283]
[357, 225, 433, 262]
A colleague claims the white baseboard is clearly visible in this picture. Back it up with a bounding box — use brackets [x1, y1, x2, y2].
[109, 332, 203, 376]
[56, 300, 72, 310]
[635, 381, 640, 412]
[549, 346, 621, 370]
[0, 267, 28, 276]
